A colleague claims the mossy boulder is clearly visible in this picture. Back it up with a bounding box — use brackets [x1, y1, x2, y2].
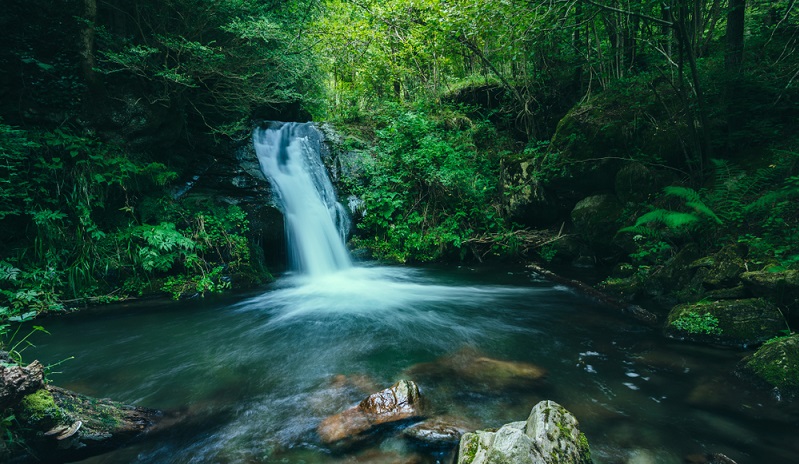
[689, 245, 747, 290]
[741, 269, 799, 301]
[457, 400, 592, 464]
[665, 298, 785, 346]
[545, 86, 686, 201]
[570, 195, 624, 247]
[737, 334, 799, 396]
[614, 162, 662, 204]
[502, 159, 563, 228]
[597, 276, 643, 302]
[641, 243, 701, 305]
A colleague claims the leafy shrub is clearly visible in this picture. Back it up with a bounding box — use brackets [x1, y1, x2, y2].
[348, 105, 510, 262]
[0, 120, 259, 321]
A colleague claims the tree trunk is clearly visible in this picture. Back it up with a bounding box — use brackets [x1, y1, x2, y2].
[80, 0, 99, 90]
[726, 0, 746, 73]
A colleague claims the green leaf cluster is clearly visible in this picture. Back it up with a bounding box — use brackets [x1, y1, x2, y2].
[348, 104, 510, 262]
[95, 0, 324, 136]
[671, 311, 723, 336]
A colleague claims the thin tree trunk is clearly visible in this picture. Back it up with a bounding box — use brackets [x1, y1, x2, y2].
[726, 0, 746, 73]
[80, 0, 99, 91]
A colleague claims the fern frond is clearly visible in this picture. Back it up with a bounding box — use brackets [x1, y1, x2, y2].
[685, 201, 723, 224]
[744, 188, 799, 214]
[664, 186, 702, 203]
[633, 209, 700, 229]
[660, 212, 701, 229]
[633, 209, 671, 226]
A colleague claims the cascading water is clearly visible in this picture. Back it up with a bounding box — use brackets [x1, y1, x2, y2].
[253, 122, 352, 276]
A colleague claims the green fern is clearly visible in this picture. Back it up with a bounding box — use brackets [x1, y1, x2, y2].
[634, 210, 700, 229]
[663, 186, 723, 224]
[744, 175, 799, 215]
[707, 158, 783, 224]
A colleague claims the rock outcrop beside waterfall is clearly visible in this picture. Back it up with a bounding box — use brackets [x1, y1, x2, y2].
[457, 400, 592, 464]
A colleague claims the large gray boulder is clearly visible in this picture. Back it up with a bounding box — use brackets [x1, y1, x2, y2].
[458, 400, 592, 464]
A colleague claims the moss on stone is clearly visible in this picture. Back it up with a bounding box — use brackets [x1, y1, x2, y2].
[578, 432, 591, 461]
[459, 433, 479, 463]
[665, 298, 784, 346]
[739, 334, 799, 394]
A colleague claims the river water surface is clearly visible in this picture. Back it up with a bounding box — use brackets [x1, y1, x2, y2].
[27, 264, 798, 463]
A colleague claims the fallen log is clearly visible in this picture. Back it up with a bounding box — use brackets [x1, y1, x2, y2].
[526, 262, 659, 325]
[1, 355, 161, 463]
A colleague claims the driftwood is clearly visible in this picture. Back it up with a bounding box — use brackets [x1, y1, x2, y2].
[526, 262, 659, 325]
[1, 355, 162, 463]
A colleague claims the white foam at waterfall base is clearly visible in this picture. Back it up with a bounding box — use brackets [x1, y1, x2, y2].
[238, 265, 532, 316]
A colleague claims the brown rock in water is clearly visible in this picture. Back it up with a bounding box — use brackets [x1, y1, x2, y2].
[317, 379, 424, 448]
[405, 348, 547, 391]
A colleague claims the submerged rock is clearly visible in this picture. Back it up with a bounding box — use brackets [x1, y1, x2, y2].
[665, 298, 784, 346]
[317, 380, 424, 448]
[457, 400, 592, 464]
[405, 348, 547, 392]
[737, 334, 799, 397]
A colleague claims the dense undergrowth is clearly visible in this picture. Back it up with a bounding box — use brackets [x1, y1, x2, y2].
[0, 122, 257, 330]
[338, 103, 520, 262]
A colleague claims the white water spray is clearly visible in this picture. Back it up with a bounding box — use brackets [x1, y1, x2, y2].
[253, 122, 352, 276]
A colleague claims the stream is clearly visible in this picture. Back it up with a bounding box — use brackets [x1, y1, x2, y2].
[23, 122, 797, 463]
[27, 263, 799, 463]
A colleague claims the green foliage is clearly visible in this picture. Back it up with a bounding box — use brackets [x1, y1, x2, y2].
[96, 0, 323, 136]
[628, 237, 673, 266]
[0, 325, 50, 366]
[619, 185, 722, 240]
[0, 120, 259, 325]
[671, 311, 723, 336]
[349, 104, 510, 262]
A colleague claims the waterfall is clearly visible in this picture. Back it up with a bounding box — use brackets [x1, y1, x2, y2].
[253, 122, 352, 276]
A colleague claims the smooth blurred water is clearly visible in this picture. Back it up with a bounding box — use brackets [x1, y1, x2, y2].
[253, 123, 352, 276]
[25, 264, 799, 463]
